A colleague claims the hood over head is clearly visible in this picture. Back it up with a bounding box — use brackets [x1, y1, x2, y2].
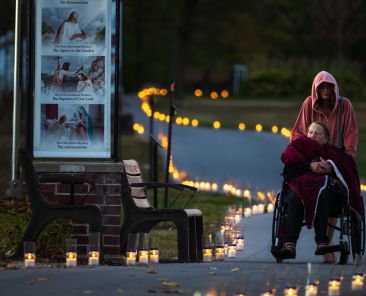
[311, 71, 340, 108]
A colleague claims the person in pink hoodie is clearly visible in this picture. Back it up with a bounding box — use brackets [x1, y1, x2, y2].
[291, 71, 358, 263]
[292, 70, 358, 158]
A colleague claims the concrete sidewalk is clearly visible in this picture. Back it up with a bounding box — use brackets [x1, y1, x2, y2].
[1, 212, 364, 296]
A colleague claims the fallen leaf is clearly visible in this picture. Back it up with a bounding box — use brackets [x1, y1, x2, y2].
[147, 270, 158, 274]
[116, 288, 123, 294]
[208, 272, 216, 275]
[82, 290, 94, 294]
[38, 277, 49, 283]
[208, 267, 217, 270]
[230, 267, 240, 272]
[161, 281, 180, 288]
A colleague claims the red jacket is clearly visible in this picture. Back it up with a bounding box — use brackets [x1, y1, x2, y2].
[291, 71, 358, 158]
[281, 136, 363, 228]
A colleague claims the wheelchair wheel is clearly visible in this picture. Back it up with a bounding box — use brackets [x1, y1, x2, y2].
[271, 192, 286, 262]
[350, 209, 365, 260]
[339, 241, 349, 265]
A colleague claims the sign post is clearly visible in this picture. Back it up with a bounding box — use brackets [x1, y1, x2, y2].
[32, 0, 115, 159]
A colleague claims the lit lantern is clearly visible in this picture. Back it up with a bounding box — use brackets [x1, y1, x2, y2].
[138, 249, 149, 265]
[149, 249, 159, 264]
[88, 251, 100, 266]
[244, 207, 252, 218]
[221, 90, 229, 98]
[267, 203, 274, 213]
[351, 273, 364, 291]
[224, 242, 229, 256]
[255, 124, 263, 132]
[203, 248, 213, 262]
[24, 252, 36, 268]
[227, 244, 237, 258]
[235, 214, 241, 225]
[213, 121, 221, 129]
[238, 123, 246, 131]
[236, 236, 245, 251]
[305, 283, 318, 296]
[66, 251, 77, 267]
[252, 205, 258, 215]
[234, 292, 247, 296]
[328, 278, 341, 296]
[194, 89, 203, 97]
[210, 91, 219, 100]
[126, 250, 137, 266]
[260, 291, 274, 296]
[258, 203, 265, 214]
[215, 246, 225, 261]
[220, 224, 226, 235]
[283, 286, 298, 296]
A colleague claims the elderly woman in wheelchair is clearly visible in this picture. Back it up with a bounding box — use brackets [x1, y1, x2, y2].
[272, 122, 364, 263]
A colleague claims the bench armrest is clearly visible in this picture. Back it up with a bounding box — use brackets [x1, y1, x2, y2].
[130, 182, 185, 191]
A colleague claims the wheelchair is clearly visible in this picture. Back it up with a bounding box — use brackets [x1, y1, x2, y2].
[271, 182, 365, 264]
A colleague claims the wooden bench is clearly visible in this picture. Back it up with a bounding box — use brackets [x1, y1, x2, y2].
[120, 159, 203, 262]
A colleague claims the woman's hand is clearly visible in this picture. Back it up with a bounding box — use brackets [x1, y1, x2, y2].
[310, 158, 332, 174]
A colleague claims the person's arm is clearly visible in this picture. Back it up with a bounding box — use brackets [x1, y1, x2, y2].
[342, 99, 358, 158]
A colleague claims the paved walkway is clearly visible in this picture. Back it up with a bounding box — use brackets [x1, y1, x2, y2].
[124, 95, 288, 192]
[1, 211, 363, 296]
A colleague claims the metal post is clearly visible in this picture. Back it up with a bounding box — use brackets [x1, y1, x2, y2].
[149, 95, 155, 182]
[164, 78, 177, 208]
[9, 0, 22, 197]
[149, 95, 158, 208]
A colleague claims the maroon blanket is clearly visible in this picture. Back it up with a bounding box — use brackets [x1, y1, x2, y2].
[281, 136, 363, 228]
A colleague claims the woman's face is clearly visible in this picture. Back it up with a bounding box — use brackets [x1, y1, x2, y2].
[318, 82, 333, 100]
[307, 123, 329, 145]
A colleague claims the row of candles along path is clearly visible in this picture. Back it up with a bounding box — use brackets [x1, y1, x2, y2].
[244, 275, 366, 296]
[222, 274, 364, 296]
[137, 87, 292, 137]
[24, 232, 101, 268]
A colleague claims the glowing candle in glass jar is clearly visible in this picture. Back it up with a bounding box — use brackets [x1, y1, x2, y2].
[267, 203, 274, 213]
[24, 241, 36, 268]
[66, 252, 77, 267]
[138, 249, 149, 265]
[235, 214, 241, 224]
[305, 283, 318, 296]
[88, 251, 99, 266]
[224, 242, 229, 256]
[328, 278, 341, 296]
[260, 291, 274, 296]
[258, 203, 265, 214]
[236, 236, 245, 251]
[203, 248, 213, 262]
[149, 249, 159, 264]
[126, 250, 137, 265]
[252, 205, 258, 215]
[220, 224, 226, 235]
[215, 246, 225, 261]
[24, 252, 36, 268]
[351, 273, 364, 291]
[284, 286, 298, 296]
[244, 207, 252, 217]
[227, 244, 237, 258]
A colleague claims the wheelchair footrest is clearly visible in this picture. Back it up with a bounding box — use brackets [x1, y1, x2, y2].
[316, 245, 342, 255]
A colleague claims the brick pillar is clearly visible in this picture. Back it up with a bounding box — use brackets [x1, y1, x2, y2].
[39, 173, 122, 261]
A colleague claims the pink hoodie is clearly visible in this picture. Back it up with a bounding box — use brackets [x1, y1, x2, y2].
[291, 71, 358, 158]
